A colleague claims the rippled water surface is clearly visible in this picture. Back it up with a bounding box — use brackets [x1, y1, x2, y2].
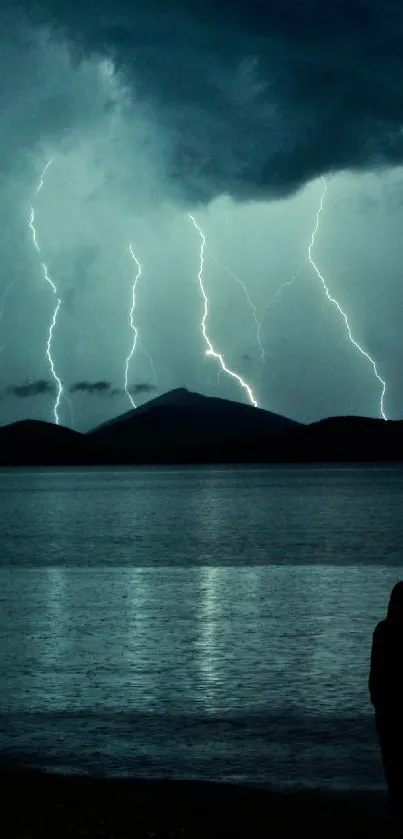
[1, 465, 402, 790]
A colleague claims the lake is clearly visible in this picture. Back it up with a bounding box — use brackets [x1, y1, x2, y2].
[0, 464, 402, 791]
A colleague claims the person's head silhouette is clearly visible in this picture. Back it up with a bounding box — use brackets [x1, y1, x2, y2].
[387, 581, 403, 623]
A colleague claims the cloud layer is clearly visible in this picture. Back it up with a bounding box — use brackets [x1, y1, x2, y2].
[6, 379, 55, 398]
[129, 382, 156, 396]
[70, 380, 112, 394]
[4, 0, 403, 204]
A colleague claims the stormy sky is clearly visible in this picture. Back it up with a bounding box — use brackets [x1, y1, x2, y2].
[0, 0, 403, 430]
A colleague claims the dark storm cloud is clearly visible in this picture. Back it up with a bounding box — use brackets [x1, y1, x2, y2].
[8, 0, 403, 203]
[6, 379, 55, 398]
[129, 382, 156, 396]
[0, 19, 119, 190]
[70, 380, 111, 394]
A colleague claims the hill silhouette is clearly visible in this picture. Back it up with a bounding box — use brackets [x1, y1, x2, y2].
[0, 390, 402, 464]
[90, 388, 300, 459]
[0, 420, 88, 465]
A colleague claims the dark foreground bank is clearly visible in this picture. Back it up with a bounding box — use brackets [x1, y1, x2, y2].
[0, 765, 395, 838]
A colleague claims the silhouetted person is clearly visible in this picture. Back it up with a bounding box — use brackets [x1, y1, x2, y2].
[369, 581, 403, 831]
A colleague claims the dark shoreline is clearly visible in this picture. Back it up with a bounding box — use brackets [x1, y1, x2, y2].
[0, 765, 392, 837]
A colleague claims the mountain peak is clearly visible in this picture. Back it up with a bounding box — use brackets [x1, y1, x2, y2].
[90, 387, 300, 447]
[139, 387, 206, 409]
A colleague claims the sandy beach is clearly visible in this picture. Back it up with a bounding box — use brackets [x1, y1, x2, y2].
[0, 765, 394, 838]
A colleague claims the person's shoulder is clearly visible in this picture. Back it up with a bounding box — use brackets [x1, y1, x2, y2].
[373, 619, 388, 637]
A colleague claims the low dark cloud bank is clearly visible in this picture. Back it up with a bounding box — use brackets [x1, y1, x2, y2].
[7, 0, 403, 203]
[7, 379, 55, 398]
[129, 382, 156, 396]
[70, 380, 111, 394]
[69, 380, 155, 398]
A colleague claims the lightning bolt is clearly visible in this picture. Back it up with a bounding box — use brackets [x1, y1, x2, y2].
[29, 158, 65, 425]
[264, 269, 304, 311]
[35, 158, 53, 195]
[124, 243, 142, 409]
[207, 251, 265, 364]
[140, 345, 157, 387]
[188, 213, 258, 408]
[309, 177, 387, 420]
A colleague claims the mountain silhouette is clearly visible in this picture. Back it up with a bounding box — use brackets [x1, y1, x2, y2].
[0, 390, 402, 464]
[90, 387, 299, 458]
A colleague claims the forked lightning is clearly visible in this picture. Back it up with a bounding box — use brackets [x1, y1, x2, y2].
[188, 213, 258, 407]
[124, 243, 142, 409]
[308, 177, 387, 420]
[208, 251, 265, 364]
[29, 158, 65, 425]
